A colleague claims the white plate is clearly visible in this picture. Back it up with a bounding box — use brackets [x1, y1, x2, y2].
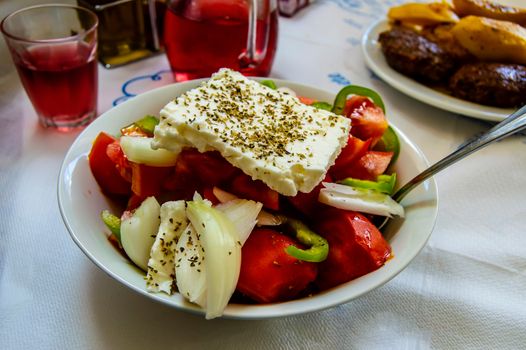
[57, 78, 438, 319]
[362, 20, 514, 122]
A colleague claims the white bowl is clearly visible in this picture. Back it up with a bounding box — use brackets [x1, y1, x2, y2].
[57, 78, 438, 319]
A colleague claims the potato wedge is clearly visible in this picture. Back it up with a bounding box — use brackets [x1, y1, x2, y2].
[452, 0, 526, 26]
[388, 2, 459, 26]
[451, 16, 526, 65]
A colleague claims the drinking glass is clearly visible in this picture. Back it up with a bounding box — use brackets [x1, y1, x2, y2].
[164, 0, 278, 81]
[1, 4, 99, 131]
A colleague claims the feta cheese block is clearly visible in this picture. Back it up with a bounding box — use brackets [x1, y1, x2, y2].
[152, 68, 351, 196]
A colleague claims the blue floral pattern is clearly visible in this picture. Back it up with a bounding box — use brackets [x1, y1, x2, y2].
[113, 69, 173, 106]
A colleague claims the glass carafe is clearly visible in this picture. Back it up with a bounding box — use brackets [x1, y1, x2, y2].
[164, 0, 278, 81]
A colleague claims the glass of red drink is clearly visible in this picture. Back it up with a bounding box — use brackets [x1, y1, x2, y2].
[164, 0, 278, 81]
[1, 5, 99, 131]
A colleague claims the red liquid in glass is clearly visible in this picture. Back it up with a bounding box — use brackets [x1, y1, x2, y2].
[15, 42, 98, 130]
[164, 1, 278, 80]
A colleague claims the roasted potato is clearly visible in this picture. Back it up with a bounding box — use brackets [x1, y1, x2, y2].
[388, 2, 459, 26]
[451, 16, 526, 65]
[452, 0, 526, 26]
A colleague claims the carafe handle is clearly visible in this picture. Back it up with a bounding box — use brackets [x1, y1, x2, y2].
[238, 0, 272, 69]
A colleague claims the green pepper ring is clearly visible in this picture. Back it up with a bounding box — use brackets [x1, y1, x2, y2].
[331, 85, 399, 165]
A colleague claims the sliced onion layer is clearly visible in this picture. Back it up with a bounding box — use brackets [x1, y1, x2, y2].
[212, 186, 282, 228]
[121, 196, 161, 271]
[120, 135, 180, 167]
[319, 182, 404, 218]
[215, 199, 262, 244]
[186, 198, 241, 319]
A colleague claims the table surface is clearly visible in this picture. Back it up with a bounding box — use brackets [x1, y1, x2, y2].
[1, 1, 525, 349]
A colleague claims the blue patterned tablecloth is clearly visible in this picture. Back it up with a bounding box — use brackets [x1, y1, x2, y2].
[1, 1, 525, 349]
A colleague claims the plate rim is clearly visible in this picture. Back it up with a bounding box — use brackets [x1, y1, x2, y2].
[361, 19, 514, 123]
[57, 78, 439, 319]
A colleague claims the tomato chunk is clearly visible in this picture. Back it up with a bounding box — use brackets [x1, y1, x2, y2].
[342, 151, 393, 181]
[106, 140, 132, 182]
[228, 173, 279, 210]
[344, 96, 388, 142]
[288, 173, 332, 216]
[180, 149, 239, 186]
[163, 149, 239, 194]
[126, 194, 146, 211]
[88, 132, 131, 196]
[330, 136, 372, 181]
[236, 228, 317, 303]
[202, 187, 220, 205]
[314, 208, 391, 290]
[298, 96, 315, 105]
[130, 162, 172, 198]
[162, 149, 240, 200]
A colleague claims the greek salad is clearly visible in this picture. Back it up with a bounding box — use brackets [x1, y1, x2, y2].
[88, 69, 403, 319]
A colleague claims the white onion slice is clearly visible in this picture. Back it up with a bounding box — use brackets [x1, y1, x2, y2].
[256, 210, 286, 227]
[212, 187, 238, 203]
[319, 183, 404, 218]
[120, 135, 180, 167]
[186, 199, 241, 319]
[120, 196, 161, 271]
[212, 186, 281, 228]
[215, 199, 262, 244]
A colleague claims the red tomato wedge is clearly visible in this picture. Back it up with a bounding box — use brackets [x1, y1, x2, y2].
[344, 95, 388, 142]
[130, 162, 172, 198]
[314, 208, 391, 290]
[202, 187, 220, 205]
[228, 173, 279, 210]
[162, 155, 201, 200]
[342, 150, 393, 181]
[175, 149, 239, 186]
[106, 140, 132, 182]
[288, 173, 332, 216]
[298, 96, 315, 105]
[162, 149, 239, 199]
[237, 228, 318, 303]
[126, 194, 147, 211]
[330, 135, 372, 181]
[88, 132, 131, 196]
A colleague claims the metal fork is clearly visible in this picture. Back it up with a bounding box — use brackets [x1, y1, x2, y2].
[380, 104, 526, 229]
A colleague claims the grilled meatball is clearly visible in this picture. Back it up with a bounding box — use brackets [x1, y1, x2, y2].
[421, 24, 473, 64]
[378, 26, 458, 83]
[449, 63, 526, 108]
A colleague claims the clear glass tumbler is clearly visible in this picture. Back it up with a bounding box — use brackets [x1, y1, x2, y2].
[1, 5, 99, 131]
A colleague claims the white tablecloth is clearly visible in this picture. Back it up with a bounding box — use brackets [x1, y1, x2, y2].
[1, 1, 525, 349]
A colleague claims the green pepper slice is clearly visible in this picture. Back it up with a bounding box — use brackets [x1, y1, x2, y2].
[374, 125, 400, 165]
[121, 115, 159, 137]
[259, 79, 277, 90]
[339, 173, 397, 195]
[311, 101, 333, 111]
[101, 210, 121, 243]
[134, 115, 159, 135]
[284, 218, 329, 263]
[331, 85, 386, 116]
